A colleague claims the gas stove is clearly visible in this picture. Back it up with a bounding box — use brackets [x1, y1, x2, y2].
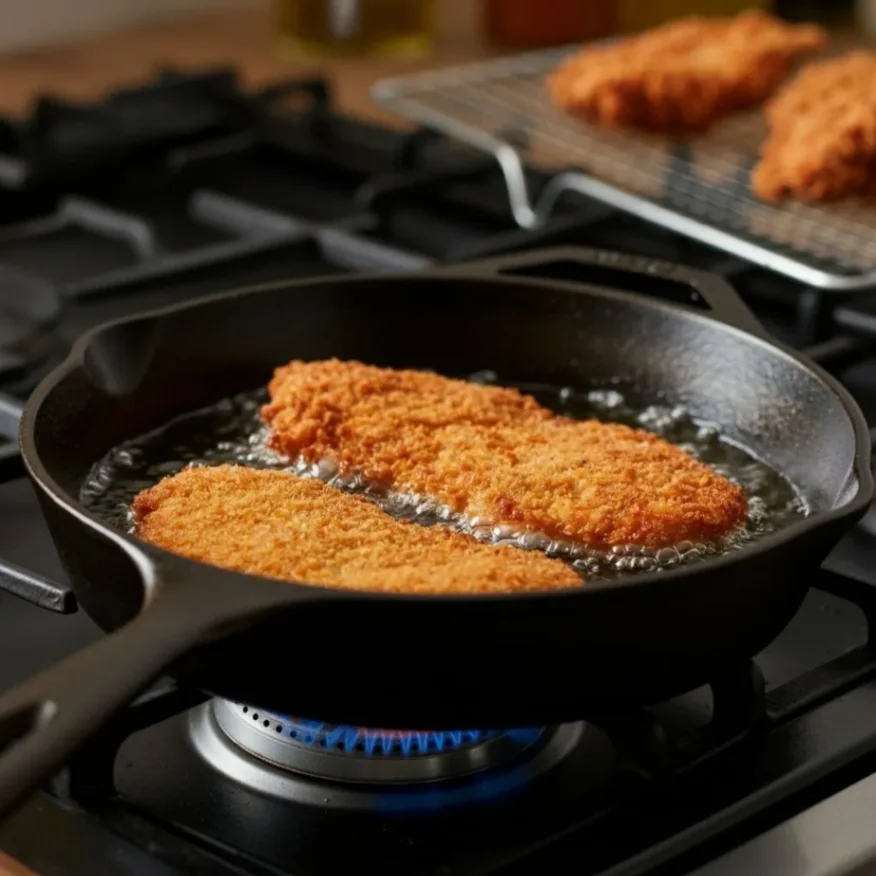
[3, 67, 876, 876]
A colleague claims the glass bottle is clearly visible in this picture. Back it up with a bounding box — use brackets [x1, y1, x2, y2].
[275, 0, 436, 58]
[485, 0, 616, 49]
[618, 0, 768, 33]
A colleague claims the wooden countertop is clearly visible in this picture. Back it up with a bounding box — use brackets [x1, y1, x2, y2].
[0, 5, 493, 874]
[0, 853, 35, 876]
[0, 0, 495, 125]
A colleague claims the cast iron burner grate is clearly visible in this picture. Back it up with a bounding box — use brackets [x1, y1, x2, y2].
[209, 699, 545, 784]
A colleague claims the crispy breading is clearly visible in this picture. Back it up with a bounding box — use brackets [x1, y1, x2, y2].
[752, 52, 876, 202]
[546, 11, 824, 134]
[132, 465, 582, 595]
[262, 360, 748, 550]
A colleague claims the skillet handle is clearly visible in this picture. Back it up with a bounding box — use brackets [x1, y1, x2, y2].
[0, 581, 209, 821]
[441, 245, 767, 339]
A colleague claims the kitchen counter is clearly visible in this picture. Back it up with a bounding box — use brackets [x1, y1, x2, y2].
[0, 0, 493, 125]
[0, 854, 33, 876]
[0, 3, 859, 126]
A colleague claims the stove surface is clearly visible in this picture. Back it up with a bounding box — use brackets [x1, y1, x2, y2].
[2, 68, 876, 876]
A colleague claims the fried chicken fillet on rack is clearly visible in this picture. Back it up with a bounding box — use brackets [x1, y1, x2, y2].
[752, 52, 876, 202]
[546, 11, 824, 134]
[132, 465, 582, 595]
[262, 360, 748, 551]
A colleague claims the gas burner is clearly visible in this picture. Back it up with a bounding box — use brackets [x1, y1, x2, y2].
[209, 699, 545, 784]
[188, 700, 587, 809]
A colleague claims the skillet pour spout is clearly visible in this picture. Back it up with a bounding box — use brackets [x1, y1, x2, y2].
[0, 245, 870, 824]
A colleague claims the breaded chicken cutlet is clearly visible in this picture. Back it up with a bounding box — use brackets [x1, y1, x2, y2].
[752, 52, 876, 202]
[132, 465, 582, 595]
[262, 360, 748, 551]
[546, 11, 824, 134]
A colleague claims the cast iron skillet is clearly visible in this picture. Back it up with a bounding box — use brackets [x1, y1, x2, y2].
[0, 247, 870, 820]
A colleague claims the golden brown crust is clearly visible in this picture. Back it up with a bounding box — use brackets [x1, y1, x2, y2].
[262, 360, 748, 550]
[546, 11, 825, 135]
[133, 465, 582, 595]
[752, 52, 876, 203]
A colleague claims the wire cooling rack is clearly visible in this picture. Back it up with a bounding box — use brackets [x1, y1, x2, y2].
[373, 47, 876, 291]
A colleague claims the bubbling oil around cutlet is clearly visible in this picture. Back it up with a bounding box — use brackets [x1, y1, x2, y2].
[80, 376, 808, 582]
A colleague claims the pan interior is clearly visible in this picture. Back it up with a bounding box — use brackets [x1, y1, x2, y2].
[79, 373, 807, 581]
[28, 274, 860, 539]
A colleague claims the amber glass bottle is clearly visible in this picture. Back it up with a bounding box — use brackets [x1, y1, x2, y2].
[485, 0, 615, 48]
[618, 0, 767, 32]
[275, 0, 436, 58]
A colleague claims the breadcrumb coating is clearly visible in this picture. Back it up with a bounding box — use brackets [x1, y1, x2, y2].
[546, 11, 824, 134]
[262, 360, 748, 550]
[753, 52, 876, 202]
[132, 465, 583, 595]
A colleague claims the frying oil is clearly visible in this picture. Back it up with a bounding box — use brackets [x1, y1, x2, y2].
[80, 378, 807, 583]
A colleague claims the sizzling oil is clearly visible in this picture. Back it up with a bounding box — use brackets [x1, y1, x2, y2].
[80, 378, 807, 582]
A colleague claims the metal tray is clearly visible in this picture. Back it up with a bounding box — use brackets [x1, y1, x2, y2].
[373, 47, 876, 291]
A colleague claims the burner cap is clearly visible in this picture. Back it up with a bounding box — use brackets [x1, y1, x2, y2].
[211, 699, 544, 785]
[189, 701, 590, 810]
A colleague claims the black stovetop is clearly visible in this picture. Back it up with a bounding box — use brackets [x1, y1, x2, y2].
[3, 67, 876, 876]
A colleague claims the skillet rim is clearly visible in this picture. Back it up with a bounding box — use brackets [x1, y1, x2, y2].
[18, 270, 875, 602]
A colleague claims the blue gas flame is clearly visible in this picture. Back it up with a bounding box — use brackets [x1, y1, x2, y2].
[273, 715, 546, 813]
[282, 717, 510, 757]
